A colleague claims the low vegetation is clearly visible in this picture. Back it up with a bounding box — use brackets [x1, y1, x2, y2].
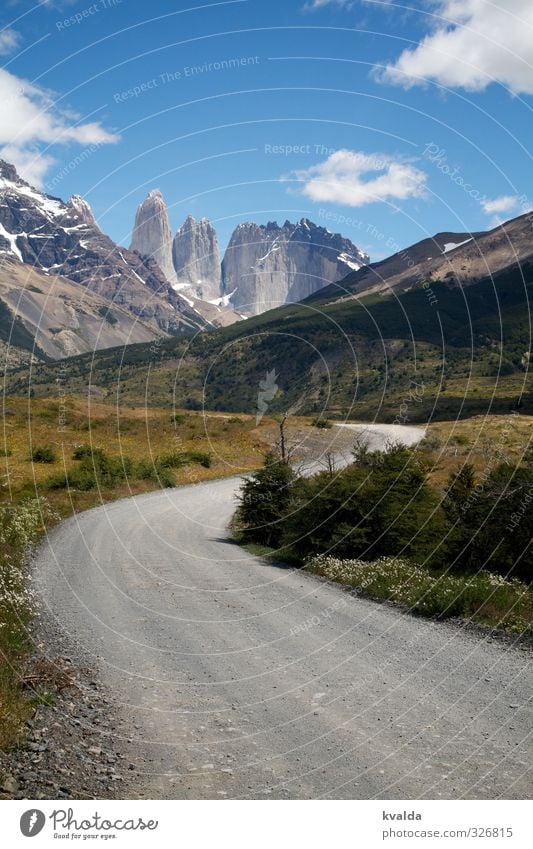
[7, 270, 532, 421]
[0, 396, 272, 748]
[0, 498, 59, 746]
[307, 556, 532, 635]
[236, 438, 533, 636]
[0, 396, 270, 517]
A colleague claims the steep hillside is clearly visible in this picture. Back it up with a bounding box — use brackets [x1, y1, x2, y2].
[8, 262, 531, 422]
[310, 213, 533, 303]
[0, 258, 164, 359]
[221, 218, 369, 315]
[0, 160, 207, 335]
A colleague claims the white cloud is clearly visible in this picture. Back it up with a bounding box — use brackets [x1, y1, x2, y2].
[286, 148, 427, 207]
[481, 195, 520, 215]
[0, 68, 119, 187]
[377, 0, 533, 95]
[0, 28, 21, 55]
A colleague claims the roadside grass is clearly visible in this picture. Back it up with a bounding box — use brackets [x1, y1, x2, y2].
[416, 414, 533, 487]
[306, 555, 533, 637]
[0, 396, 273, 749]
[1, 396, 272, 518]
[0, 498, 59, 747]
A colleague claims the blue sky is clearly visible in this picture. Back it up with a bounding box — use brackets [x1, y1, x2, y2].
[1, 0, 532, 259]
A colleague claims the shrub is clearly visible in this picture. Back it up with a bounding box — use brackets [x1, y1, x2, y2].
[311, 416, 332, 429]
[443, 461, 533, 583]
[72, 444, 105, 460]
[31, 445, 57, 463]
[135, 459, 176, 487]
[170, 413, 186, 424]
[46, 450, 133, 491]
[158, 450, 211, 469]
[236, 452, 296, 547]
[282, 446, 445, 564]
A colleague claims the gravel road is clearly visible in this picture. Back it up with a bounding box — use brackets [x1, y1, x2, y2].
[33, 425, 532, 799]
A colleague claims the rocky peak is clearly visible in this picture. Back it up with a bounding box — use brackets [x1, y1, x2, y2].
[221, 217, 369, 315]
[172, 214, 221, 300]
[0, 159, 21, 183]
[67, 194, 98, 229]
[130, 189, 176, 283]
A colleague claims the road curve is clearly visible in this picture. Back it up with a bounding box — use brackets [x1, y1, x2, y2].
[33, 425, 532, 799]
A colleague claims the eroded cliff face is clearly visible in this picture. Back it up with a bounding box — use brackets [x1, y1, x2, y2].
[129, 188, 369, 316]
[221, 219, 369, 315]
[172, 214, 221, 300]
[130, 189, 176, 283]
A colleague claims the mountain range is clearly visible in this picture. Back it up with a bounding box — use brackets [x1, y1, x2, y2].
[0, 160, 369, 358]
[129, 189, 369, 315]
[9, 207, 532, 422]
[1, 156, 532, 425]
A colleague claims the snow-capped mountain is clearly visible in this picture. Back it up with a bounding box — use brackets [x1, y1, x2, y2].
[0, 160, 207, 335]
[221, 218, 369, 315]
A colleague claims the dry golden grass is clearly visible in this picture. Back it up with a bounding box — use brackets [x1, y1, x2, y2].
[423, 413, 533, 486]
[1, 396, 273, 516]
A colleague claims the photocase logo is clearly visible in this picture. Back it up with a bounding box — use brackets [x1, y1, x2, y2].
[256, 369, 279, 424]
[20, 809, 46, 837]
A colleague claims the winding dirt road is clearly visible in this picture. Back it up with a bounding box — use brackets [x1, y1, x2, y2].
[33, 425, 532, 799]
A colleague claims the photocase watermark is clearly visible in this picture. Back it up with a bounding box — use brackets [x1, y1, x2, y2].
[461, 410, 519, 514]
[20, 809, 45, 837]
[422, 142, 489, 205]
[256, 369, 279, 424]
[56, 0, 123, 31]
[113, 56, 261, 103]
[290, 596, 347, 636]
[317, 209, 437, 304]
[45, 142, 105, 193]
[393, 380, 425, 425]
[506, 483, 533, 530]
[56, 360, 69, 433]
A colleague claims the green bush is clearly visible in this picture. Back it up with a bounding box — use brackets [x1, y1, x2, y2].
[311, 416, 332, 429]
[158, 450, 211, 469]
[31, 445, 57, 463]
[135, 459, 176, 487]
[443, 461, 533, 582]
[282, 445, 445, 564]
[72, 444, 105, 460]
[236, 452, 296, 547]
[46, 449, 133, 491]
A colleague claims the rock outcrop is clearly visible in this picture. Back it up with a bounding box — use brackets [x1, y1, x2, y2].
[130, 189, 176, 283]
[172, 214, 221, 300]
[221, 219, 369, 315]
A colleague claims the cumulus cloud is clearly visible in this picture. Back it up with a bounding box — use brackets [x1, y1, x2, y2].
[377, 0, 533, 95]
[286, 148, 427, 207]
[0, 68, 119, 187]
[0, 28, 21, 55]
[481, 195, 520, 215]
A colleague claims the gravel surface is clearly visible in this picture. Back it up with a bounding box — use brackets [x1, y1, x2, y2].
[20, 425, 533, 799]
